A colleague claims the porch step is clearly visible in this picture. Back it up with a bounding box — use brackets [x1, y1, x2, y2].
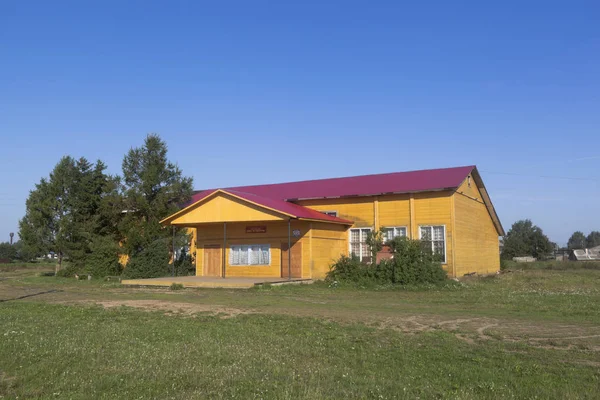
[120, 276, 312, 289]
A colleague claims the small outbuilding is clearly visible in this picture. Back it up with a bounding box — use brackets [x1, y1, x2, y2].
[571, 246, 600, 261]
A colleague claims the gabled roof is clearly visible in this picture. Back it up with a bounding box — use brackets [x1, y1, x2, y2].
[166, 166, 503, 235]
[225, 190, 353, 224]
[161, 189, 354, 225]
[191, 166, 476, 203]
[469, 168, 505, 236]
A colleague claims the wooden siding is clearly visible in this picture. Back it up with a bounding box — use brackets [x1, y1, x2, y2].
[296, 198, 374, 227]
[171, 192, 285, 225]
[188, 227, 197, 265]
[453, 177, 500, 276]
[378, 194, 411, 231]
[194, 221, 311, 278]
[299, 191, 456, 276]
[412, 192, 454, 274]
[309, 222, 348, 279]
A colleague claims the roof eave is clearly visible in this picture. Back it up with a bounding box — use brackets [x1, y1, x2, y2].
[469, 167, 505, 236]
[160, 189, 297, 226]
[287, 187, 458, 202]
[297, 217, 354, 225]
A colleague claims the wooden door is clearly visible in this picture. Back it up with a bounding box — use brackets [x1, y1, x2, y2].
[281, 242, 302, 278]
[203, 245, 222, 277]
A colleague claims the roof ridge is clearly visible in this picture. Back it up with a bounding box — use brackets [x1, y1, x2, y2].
[194, 165, 475, 191]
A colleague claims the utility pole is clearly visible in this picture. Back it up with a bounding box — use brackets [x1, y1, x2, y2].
[172, 226, 176, 277]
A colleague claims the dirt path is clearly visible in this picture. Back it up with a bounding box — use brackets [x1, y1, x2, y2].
[64, 299, 256, 318]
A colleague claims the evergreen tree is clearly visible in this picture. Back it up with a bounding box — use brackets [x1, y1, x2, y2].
[19, 156, 118, 273]
[19, 166, 68, 273]
[66, 158, 121, 267]
[119, 134, 193, 258]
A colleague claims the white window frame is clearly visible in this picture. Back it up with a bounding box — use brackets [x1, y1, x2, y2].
[349, 228, 372, 261]
[320, 210, 338, 217]
[418, 225, 447, 264]
[381, 226, 407, 243]
[229, 244, 271, 266]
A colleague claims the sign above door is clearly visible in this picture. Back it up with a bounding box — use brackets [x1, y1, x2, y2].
[246, 226, 267, 234]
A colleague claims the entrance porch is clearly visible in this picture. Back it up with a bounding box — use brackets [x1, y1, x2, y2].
[121, 276, 312, 289]
[160, 189, 353, 280]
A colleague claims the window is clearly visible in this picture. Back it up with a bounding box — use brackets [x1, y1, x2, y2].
[349, 228, 372, 261]
[229, 245, 270, 266]
[419, 226, 446, 263]
[382, 227, 407, 243]
[321, 211, 338, 217]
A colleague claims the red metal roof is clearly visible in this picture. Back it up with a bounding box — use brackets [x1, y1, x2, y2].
[222, 190, 353, 224]
[162, 188, 353, 225]
[191, 166, 475, 203]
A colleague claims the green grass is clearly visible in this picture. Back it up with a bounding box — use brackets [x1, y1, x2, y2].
[1, 302, 599, 400]
[2, 261, 58, 268]
[1, 267, 600, 399]
[502, 259, 600, 270]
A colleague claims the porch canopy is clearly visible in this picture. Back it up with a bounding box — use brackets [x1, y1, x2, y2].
[160, 189, 352, 279]
[160, 189, 353, 227]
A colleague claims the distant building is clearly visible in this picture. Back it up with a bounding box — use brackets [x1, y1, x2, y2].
[571, 246, 600, 261]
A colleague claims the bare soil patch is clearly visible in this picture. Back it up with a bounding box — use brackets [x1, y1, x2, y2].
[373, 314, 600, 350]
[75, 299, 256, 318]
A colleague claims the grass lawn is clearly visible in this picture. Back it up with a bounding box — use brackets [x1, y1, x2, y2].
[1, 265, 600, 399]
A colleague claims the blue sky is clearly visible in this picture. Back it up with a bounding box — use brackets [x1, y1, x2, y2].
[1, 0, 599, 245]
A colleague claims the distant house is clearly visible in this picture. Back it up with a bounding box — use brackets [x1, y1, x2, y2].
[571, 246, 600, 261]
[160, 166, 504, 279]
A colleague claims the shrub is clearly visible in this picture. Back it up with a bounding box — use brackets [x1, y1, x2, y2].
[174, 253, 195, 276]
[55, 264, 79, 278]
[169, 283, 184, 291]
[384, 237, 447, 284]
[326, 255, 373, 283]
[327, 237, 447, 286]
[121, 239, 170, 279]
[85, 237, 123, 279]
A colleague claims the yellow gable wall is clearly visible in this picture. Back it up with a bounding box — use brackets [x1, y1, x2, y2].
[171, 192, 285, 225]
[453, 177, 500, 276]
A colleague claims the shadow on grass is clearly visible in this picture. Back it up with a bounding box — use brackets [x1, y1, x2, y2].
[0, 289, 63, 303]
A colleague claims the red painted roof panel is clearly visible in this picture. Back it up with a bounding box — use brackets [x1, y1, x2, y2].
[188, 189, 353, 224]
[226, 190, 354, 224]
[192, 166, 474, 203]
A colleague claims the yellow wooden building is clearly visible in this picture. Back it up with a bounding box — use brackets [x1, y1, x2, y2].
[160, 166, 504, 279]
